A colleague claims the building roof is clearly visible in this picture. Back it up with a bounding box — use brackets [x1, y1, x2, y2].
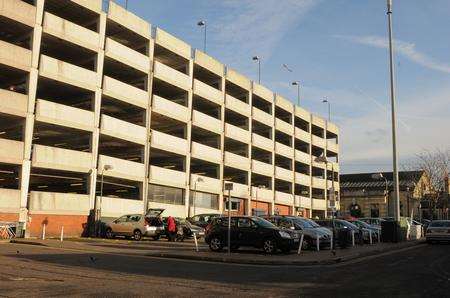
[340, 171, 424, 190]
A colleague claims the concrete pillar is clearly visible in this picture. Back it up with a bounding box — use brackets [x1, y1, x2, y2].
[184, 59, 194, 217]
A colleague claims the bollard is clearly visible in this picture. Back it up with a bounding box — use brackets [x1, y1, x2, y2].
[193, 232, 199, 252]
[330, 232, 333, 251]
[351, 230, 355, 247]
[60, 226, 64, 242]
[316, 235, 320, 252]
[369, 230, 373, 245]
[297, 234, 304, 255]
[378, 230, 381, 243]
[42, 224, 46, 240]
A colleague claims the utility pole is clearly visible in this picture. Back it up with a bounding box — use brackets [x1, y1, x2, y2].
[387, 0, 401, 221]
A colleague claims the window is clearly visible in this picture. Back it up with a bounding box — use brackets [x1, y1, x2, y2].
[224, 200, 240, 211]
[190, 191, 219, 209]
[238, 218, 253, 228]
[148, 184, 185, 205]
[279, 218, 293, 229]
[219, 217, 237, 227]
[130, 215, 141, 222]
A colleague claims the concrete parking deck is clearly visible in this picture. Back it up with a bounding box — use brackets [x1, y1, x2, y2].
[10, 237, 425, 266]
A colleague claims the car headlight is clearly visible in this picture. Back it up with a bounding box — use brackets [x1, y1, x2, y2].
[278, 231, 292, 239]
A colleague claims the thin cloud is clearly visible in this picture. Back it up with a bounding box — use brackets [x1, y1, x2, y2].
[334, 34, 450, 74]
[209, 0, 321, 70]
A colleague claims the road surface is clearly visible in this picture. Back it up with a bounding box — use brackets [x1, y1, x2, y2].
[0, 242, 448, 297]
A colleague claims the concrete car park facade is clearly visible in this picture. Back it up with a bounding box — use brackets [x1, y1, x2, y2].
[0, 0, 340, 237]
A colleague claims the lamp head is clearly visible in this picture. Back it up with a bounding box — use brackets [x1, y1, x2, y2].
[252, 56, 260, 61]
[197, 20, 205, 26]
[292, 81, 299, 86]
[322, 99, 328, 103]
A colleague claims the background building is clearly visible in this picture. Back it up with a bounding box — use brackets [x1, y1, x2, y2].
[340, 171, 428, 218]
[0, 0, 339, 237]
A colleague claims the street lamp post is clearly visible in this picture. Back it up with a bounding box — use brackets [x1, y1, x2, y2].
[386, 0, 401, 222]
[292, 81, 300, 106]
[255, 185, 266, 216]
[322, 98, 331, 122]
[197, 20, 206, 53]
[224, 182, 233, 255]
[192, 177, 204, 217]
[96, 164, 113, 236]
[252, 56, 261, 84]
[372, 173, 389, 215]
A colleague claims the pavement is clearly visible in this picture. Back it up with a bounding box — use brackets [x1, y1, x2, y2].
[0, 239, 449, 297]
[10, 236, 425, 266]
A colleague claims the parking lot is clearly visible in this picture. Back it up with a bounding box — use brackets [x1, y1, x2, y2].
[1, 239, 448, 297]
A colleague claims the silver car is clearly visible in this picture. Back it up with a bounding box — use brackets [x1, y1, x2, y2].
[105, 213, 164, 241]
[426, 220, 450, 243]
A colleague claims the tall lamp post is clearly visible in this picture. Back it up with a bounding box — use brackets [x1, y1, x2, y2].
[322, 98, 331, 122]
[197, 20, 206, 53]
[255, 185, 266, 216]
[292, 81, 300, 106]
[96, 164, 113, 236]
[224, 182, 233, 255]
[252, 56, 261, 84]
[386, 0, 401, 222]
[372, 172, 389, 207]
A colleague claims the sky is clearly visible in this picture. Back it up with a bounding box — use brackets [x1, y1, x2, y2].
[121, 0, 450, 174]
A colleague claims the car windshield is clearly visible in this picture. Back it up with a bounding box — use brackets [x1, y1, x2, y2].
[294, 218, 319, 228]
[252, 217, 276, 228]
[353, 221, 371, 228]
[341, 220, 359, 229]
[429, 221, 450, 228]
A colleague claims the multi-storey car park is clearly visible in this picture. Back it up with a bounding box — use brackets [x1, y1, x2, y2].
[0, 0, 340, 237]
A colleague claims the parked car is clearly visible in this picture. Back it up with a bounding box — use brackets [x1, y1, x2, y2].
[187, 213, 221, 228]
[205, 216, 296, 254]
[347, 219, 380, 243]
[426, 220, 450, 244]
[359, 217, 386, 228]
[315, 219, 364, 245]
[105, 209, 165, 241]
[262, 215, 332, 250]
[161, 217, 205, 241]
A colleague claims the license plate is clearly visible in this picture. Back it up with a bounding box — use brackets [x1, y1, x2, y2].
[198, 232, 204, 236]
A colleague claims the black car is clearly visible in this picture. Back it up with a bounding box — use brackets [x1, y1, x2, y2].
[205, 216, 296, 254]
[263, 215, 332, 250]
[315, 219, 364, 245]
[187, 213, 221, 228]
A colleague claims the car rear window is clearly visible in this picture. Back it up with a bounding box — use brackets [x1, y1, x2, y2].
[429, 221, 450, 228]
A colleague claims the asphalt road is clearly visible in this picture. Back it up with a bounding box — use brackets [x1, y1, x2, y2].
[0, 242, 449, 297]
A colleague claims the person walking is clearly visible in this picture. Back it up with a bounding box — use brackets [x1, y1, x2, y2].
[167, 216, 177, 242]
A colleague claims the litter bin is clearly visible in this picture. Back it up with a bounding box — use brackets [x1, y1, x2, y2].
[381, 220, 401, 242]
[337, 229, 350, 248]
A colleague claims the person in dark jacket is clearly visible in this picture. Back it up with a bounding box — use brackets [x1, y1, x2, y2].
[167, 216, 177, 242]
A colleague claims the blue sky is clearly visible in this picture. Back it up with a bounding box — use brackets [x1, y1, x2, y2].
[122, 0, 450, 174]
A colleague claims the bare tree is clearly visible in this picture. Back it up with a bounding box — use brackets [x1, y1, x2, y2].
[415, 149, 450, 194]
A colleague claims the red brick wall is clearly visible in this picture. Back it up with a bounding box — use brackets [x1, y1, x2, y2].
[0, 213, 19, 222]
[28, 214, 88, 238]
[251, 201, 270, 215]
[274, 204, 291, 215]
[223, 198, 246, 216]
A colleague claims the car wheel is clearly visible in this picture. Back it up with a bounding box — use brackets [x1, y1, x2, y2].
[262, 238, 277, 254]
[105, 228, 114, 239]
[133, 230, 142, 241]
[209, 237, 223, 252]
[152, 235, 160, 241]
